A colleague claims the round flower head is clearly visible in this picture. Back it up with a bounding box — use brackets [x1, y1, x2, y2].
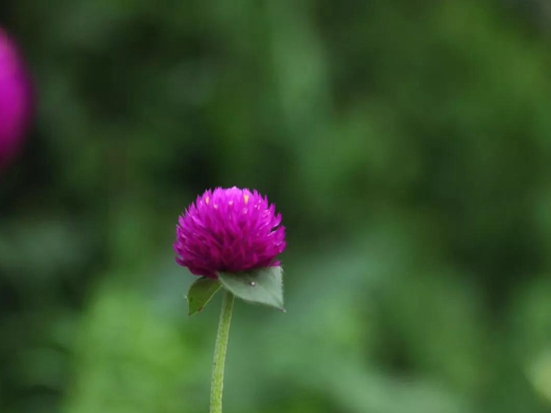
[174, 187, 286, 279]
[0, 27, 32, 168]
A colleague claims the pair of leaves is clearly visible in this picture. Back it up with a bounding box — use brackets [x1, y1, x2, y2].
[186, 266, 284, 316]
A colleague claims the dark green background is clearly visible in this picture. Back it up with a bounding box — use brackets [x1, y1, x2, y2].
[1, 1, 551, 412]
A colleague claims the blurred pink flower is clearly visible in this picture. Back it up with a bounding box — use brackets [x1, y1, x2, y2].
[0, 27, 32, 168]
[174, 187, 286, 279]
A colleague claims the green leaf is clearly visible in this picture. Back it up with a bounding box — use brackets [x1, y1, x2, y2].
[217, 266, 284, 310]
[186, 277, 222, 316]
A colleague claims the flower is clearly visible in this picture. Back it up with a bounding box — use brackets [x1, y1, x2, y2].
[0, 27, 32, 168]
[174, 187, 286, 279]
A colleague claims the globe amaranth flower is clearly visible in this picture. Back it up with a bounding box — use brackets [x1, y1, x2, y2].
[0, 27, 33, 168]
[174, 187, 286, 279]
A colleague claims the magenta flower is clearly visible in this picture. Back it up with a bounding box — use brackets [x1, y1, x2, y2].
[0, 27, 32, 168]
[174, 187, 286, 279]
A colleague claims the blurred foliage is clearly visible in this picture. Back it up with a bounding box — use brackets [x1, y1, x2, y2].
[1, 0, 551, 412]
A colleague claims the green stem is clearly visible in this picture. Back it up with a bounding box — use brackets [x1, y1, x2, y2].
[210, 290, 235, 413]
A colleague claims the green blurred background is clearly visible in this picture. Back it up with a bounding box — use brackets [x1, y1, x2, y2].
[2, 1, 551, 412]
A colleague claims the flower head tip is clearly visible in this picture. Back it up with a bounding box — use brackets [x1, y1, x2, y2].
[174, 187, 286, 279]
[0, 27, 32, 168]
